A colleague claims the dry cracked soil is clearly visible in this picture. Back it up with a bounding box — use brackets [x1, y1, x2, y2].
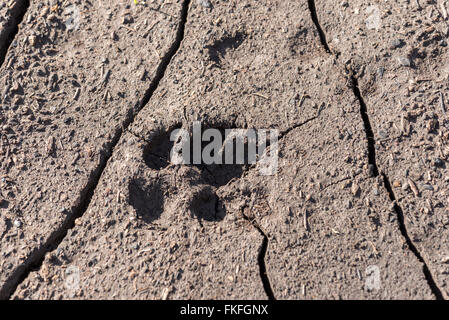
[1, 0, 449, 300]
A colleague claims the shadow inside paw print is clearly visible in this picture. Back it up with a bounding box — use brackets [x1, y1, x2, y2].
[128, 178, 164, 224]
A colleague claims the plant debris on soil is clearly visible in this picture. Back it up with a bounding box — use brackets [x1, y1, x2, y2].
[1, 0, 449, 300]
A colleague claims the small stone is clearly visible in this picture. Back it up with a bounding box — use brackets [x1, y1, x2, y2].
[289, 98, 296, 106]
[14, 220, 22, 228]
[390, 39, 403, 49]
[122, 15, 133, 24]
[28, 35, 36, 46]
[397, 56, 411, 67]
[441, 256, 449, 264]
[378, 129, 388, 139]
[393, 180, 402, 188]
[365, 5, 381, 30]
[422, 184, 434, 191]
[351, 183, 360, 196]
[127, 137, 136, 145]
[434, 158, 445, 168]
[198, 0, 212, 8]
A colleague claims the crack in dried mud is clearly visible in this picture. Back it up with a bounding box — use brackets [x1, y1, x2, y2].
[3, 0, 274, 300]
[307, 0, 444, 299]
[382, 174, 444, 300]
[241, 210, 276, 300]
[0, 0, 192, 300]
[278, 115, 320, 141]
[352, 71, 444, 300]
[350, 76, 379, 177]
[307, 0, 330, 54]
[3, 0, 443, 300]
[319, 173, 361, 193]
[0, 0, 30, 68]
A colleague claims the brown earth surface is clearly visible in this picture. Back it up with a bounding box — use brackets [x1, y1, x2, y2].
[0, 0, 183, 298]
[315, 0, 449, 299]
[1, 0, 449, 300]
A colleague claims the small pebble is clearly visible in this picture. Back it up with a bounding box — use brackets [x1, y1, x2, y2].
[14, 220, 22, 228]
[397, 56, 411, 67]
[365, 5, 381, 30]
[122, 15, 133, 24]
[28, 35, 36, 46]
[351, 183, 360, 196]
[378, 129, 388, 139]
[393, 180, 402, 188]
[422, 184, 434, 191]
[198, 0, 212, 8]
[390, 39, 403, 49]
[434, 158, 445, 168]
